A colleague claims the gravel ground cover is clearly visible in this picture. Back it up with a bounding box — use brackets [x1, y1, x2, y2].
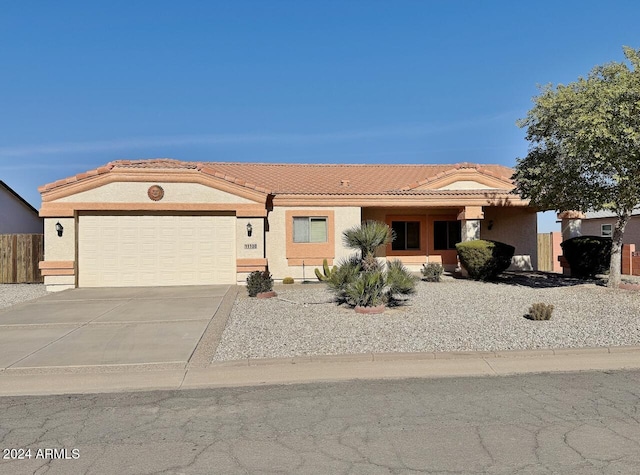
[213, 273, 640, 361]
[0, 284, 49, 310]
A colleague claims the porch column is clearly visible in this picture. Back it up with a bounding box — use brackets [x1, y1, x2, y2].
[457, 206, 484, 241]
[557, 210, 584, 241]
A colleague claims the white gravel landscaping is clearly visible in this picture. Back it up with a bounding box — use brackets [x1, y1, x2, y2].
[0, 284, 49, 310]
[212, 273, 640, 361]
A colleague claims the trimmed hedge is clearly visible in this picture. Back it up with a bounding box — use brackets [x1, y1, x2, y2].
[455, 239, 515, 281]
[560, 235, 611, 278]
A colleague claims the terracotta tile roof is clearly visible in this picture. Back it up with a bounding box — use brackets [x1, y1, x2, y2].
[39, 158, 517, 196]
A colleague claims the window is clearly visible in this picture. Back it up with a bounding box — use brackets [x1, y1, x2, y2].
[293, 217, 328, 243]
[433, 220, 462, 250]
[601, 224, 612, 238]
[391, 221, 421, 251]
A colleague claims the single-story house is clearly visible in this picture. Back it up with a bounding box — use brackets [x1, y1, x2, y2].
[38, 159, 537, 291]
[580, 208, 640, 244]
[1, 180, 43, 234]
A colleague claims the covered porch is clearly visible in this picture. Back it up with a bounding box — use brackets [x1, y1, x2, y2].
[362, 205, 537, 272]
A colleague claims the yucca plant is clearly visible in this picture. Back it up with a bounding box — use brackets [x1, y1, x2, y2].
[325, 221, 417, 309]
[342, 220, 395, 260]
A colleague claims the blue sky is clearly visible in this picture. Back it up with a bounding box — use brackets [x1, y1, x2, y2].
[1, 1, 639, 232]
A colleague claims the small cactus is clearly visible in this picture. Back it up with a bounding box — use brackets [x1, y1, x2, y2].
[315, 258, 337, 281]
[525, 302, 554, 320]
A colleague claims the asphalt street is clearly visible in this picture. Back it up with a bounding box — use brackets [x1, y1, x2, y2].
[1, 370, 640, 474]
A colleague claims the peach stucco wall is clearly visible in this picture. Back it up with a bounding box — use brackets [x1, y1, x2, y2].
[581, 216, 640, 245]
[266, 206, 361, 281]
[481, 206, 537, 271]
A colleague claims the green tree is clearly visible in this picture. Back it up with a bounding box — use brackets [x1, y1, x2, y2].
[513, 46, 640, 288]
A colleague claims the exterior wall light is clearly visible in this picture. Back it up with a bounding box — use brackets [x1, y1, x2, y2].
[55, 221, 64, 237]
[246, 222, 253, 237]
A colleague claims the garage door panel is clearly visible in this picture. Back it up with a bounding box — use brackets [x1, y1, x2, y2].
[79, 214, 236, 287]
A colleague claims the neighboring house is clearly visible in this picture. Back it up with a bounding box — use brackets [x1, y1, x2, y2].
[580, 208, 640, 244]
[38, 159, 537, 291]
[0, 180, 43, 234]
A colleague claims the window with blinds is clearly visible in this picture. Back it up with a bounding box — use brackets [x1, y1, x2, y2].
[293, 217, 328, 243]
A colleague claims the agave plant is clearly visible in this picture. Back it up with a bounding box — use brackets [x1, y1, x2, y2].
[325, 221, 417, 309]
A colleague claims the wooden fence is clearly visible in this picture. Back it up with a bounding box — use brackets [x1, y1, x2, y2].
[537, 233, 553, 272]
[537, 232, 563, 273]
[0, 234, 44, 283]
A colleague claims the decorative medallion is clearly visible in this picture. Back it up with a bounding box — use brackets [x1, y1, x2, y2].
[147, 185, 164, 201]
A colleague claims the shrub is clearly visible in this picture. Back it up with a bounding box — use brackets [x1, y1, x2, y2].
[455, 239, 515, 281]
[246, 270, 273, 297]
[525, 302, 554, 320]
[560, 235, 611, 278]
[327, 258, 417, 307]
[282, 277, 294, 284]
[421, 262, 444, 282]
[343, 270, 386, 307]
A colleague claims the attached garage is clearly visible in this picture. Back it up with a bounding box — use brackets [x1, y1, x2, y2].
[39, 159, 270, 291]
[78, 213, 236, 287]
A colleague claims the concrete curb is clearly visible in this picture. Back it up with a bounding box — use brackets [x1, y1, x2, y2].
[210, 345, 640, 367]
[1, 345, 640, 397]
[187, 285, 239, 368]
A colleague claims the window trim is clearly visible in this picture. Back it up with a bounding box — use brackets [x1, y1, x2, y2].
[426, 214, 460, 266]
[385, 215, 427, 257]
[285, 210, 335, 265]
[433, 220, 462, 251]
[293, 216, 328, 243]
[601, 223, 613, 238]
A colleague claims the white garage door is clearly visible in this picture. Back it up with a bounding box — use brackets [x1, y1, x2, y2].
[78, 214, 236, 287]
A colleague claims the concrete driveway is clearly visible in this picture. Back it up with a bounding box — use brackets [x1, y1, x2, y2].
[0, 286, 230, 370]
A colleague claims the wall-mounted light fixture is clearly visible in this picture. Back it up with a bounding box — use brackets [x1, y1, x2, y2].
[246, 222, 253, 237]
[487, 220, 494, 231]
[55, 221, 64, 237]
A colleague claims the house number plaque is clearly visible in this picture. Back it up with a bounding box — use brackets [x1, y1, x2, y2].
[244, 244, 258, 250]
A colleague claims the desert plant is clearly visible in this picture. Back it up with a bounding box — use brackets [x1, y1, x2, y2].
[324, 221, 418, 309]
[560, 236, 611, 279]
[326, 255, 362, 302]
[282, 276, 294, 284]
[455, 239, 515, 281]
[314, 258, 337, 281]
[343, 270, 387, 308]
[421, 262, 444, 282]
[246, 270, 274, 297]
[386, 259, 419, 297]
[342, 220, 394, 260]
[525, 302, 554, 320]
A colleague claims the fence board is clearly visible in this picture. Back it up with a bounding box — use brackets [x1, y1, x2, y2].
[537, 233, 553, 272]
[0, 234, 44, 283]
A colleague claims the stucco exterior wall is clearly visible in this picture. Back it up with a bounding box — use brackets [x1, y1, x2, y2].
[266, 206, 361, 281]
[44, 217, 76, 262]
[481, 207, 538, 271]
[43, 217, 76, 291]
[54, 181, 255, 204]
[0, 189, 43, 234]
[236, 217, 264, 260]
[581, 216, 640, 245]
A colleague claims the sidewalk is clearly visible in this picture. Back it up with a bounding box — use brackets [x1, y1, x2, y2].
[1, 346, 640, 397]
